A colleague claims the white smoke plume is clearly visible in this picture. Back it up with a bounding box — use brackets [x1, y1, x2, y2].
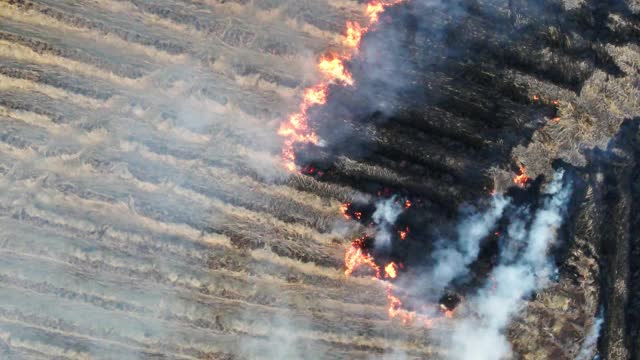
[372, 196, 404, 248]
[447, 170, 572, 360]
[426, 194, 509, 293]
[575, 309, 604, 360]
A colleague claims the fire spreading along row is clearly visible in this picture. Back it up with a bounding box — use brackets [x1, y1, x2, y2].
[277, 0, 533, 328]
[277, 0, 404, 172]
[341, 200, 447, 327]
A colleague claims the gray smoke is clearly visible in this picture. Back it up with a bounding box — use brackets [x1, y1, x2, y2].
[427, 194, 510, 294]
[372, 196, 405, 248]
[575, 309, 604, 360]
[447, 170, 572, 360]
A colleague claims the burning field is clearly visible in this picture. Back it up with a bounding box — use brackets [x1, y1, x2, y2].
[0, 0, 639, 359]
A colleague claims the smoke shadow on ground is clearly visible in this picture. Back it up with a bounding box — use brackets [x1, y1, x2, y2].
[580, 117, 640, 359]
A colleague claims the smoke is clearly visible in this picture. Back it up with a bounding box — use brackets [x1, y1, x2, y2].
[370, 348, 409, 360]
[575, 309, 604, 360]
[238, 307, 311, 360]
[426, 195, 509, 294]
[372, 196, 404, 248]
[446, 170, 572, 360]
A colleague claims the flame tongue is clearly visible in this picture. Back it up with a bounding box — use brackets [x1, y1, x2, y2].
[366, 2, 386, 23]
[303, 86, 328, 106]
[386, 284, 415, 324]
[345, 21, 364, 48]
[344, 237, 380, 278]
[318, 55, 354, 85]
[384, 262, 398, 278]
[513, 164, 530, 186]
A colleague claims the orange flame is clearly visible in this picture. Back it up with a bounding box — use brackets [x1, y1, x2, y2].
[404, 199, 412, 208]
[344, 235, 436, 327]
[303, 85, 328, 107]
[513, 165, 530, 187]
[366, 2, 385, 23]
[386, 285, 415, 324]
[344, 237, 380, 278]
[278, 0, 405, 172]
[398, 227, 409, 240]
[344, 21, 364, 48]
[318, 55, 354, 85]
[384, 262, 398, 278]
[340, 202, 351, 219]
[385, 284, 436, 326]
[439, 304, 455, 318]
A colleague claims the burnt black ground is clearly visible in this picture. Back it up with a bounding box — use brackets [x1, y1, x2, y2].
[295, 1, 640, 358]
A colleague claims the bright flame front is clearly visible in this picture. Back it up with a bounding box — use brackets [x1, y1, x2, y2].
[277, 0, 406, 172]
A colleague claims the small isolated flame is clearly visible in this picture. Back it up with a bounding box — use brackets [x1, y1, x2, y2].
[398, 227, 409, 240]
[551, 116, 561, 123]
[384, 262, 398, 278]
[439, 304, 455, 319]
[344, 237, 380, 278]
[513, 165, 530, 187]
[404, 199, 412, 208]
[340, 202, 351, 219]
[532, 95, 540, 101]
[552, 99, 560, 106]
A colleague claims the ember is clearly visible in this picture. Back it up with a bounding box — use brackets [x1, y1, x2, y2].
[398, 227, 409, 240]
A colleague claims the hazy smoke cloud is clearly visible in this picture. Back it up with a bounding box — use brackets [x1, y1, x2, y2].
[447, 170, 572, 360]
[238, 310, 309, 360]
[370, 348, 409, 360]
[372, 196, 404, 248]
[427, 195, 509, 293]
[576, 309, 604, 360]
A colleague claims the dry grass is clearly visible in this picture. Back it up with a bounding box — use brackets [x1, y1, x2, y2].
[0, 2, 187, 65]
[288, 172, 370, 203]
[0, 40, 143, 88]
[0, 73, 104, 109]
